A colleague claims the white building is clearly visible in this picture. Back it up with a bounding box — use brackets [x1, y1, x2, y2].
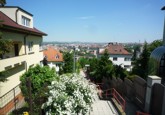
[0, 6, 46, 114]
[99, 43, 132, 71]
[43, 46, 63, 73]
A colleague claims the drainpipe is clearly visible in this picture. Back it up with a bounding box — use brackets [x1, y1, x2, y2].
[161, 6, 165, 45]
[15, 9, 19, 24]
[24, 34, 28, 55]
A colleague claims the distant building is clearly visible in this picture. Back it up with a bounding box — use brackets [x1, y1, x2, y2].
[43, 46, 63, 73]
[99, 42, 132, 71]
[0, 6, 46, 114]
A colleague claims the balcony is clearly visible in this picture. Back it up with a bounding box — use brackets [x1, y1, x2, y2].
[0, 54, 26, 71]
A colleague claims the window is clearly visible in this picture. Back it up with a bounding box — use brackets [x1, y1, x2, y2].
[113, 57, 117, 61]
[28, 42, 33, 52]
[124, 57, 131, 61]
[22, 16, 30, 27]
[55, 54, 60, 59]
[124, 65, 130, 68]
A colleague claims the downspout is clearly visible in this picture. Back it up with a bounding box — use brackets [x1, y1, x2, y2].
[24, 34, 28, 72]
[15, 9, 19, 24]
[24, 34, 28, 55]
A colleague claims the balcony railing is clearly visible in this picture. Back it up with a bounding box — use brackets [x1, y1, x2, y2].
[0, 54, 26, 71]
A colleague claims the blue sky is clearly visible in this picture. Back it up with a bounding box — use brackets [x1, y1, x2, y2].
[7, 0, 165, 43]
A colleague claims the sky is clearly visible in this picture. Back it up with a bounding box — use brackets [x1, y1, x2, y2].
[7, 0, 165, 43]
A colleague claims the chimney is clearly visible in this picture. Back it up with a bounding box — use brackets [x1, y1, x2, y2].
[161, 6, 165, 45]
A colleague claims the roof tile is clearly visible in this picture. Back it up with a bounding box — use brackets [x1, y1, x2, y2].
[43, 47, 63, 62]
[0, 11, 47, 36]
[100, 43, 131, 55]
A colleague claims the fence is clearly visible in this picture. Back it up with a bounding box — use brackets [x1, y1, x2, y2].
[0, 84, 24, 114]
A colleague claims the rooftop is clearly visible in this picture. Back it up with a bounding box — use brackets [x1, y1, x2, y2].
[0, 11, 47, 36]
[43, 47, 63, 62]
[100, 43, 131, 55]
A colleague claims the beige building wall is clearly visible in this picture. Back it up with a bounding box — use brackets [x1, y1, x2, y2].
[0, 7, 33, 28]
[0, 7, 17, 21]
[0, 30, 43, 108]
[17, 10, 33, 28]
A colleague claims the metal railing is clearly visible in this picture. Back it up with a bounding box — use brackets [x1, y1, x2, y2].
[96, 83, 126, 112]
[136, 111, 150, 115]
[110, 88, 126, 111]
[0, 84, 22, 114]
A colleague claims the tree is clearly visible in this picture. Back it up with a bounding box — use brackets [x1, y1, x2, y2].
[0, 39, 13, 58]
[97, 49, 113, 78]
[132, 44, 141, 61]
[148, 39, 163, 53]
[0, 71, 7, 82]
[0, 19, 13, 82]
[78, 57, 89, 68]
[60, 52, 74, 74]
[132, 42, 150, 79]
[0, 0, 6, 6]
[113, 65, 128, 80]
[0, 18, 13, 58]
[89, 49, 114, 82]
[20, 65, 57, 113]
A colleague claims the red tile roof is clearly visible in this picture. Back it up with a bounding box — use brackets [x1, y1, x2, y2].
[0, 11, 47, 36]
[100, 43, 131, 55]
[43, 47, 63, 62]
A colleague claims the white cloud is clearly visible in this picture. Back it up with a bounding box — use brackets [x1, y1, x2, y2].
[77, 16, 95, 20]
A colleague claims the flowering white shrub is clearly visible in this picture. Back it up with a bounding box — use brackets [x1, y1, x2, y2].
[42, 73, 98, 115]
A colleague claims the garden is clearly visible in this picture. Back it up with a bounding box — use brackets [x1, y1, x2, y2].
[18, 65, 98, 115]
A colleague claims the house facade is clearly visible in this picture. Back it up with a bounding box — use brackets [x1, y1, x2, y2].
[0, 6, 46, 114]
[43, 46, 63, 73]
[99, 42, 132, 71]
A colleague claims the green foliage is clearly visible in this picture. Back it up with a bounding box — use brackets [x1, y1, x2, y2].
[132, 44, 141, 61]
[124, 46, 133, 53]
[78, 57, 89, 68]
[0, 0, 6, 6]
[132, 39, 163, 79]
[113, 65, 128, 80]
[148, 39, 163, 53]
[0, 39, 13, 57]
[0, 70, 8, 82]
[132, 42, 150, 79]
[89, 49, 114, 82]
[20, 65, 57, 113]
[126, 75, 137, 81]
[60, 52, 74, 74]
